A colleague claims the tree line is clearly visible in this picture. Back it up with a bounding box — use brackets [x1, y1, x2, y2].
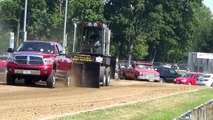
[0, 0, 213, 63]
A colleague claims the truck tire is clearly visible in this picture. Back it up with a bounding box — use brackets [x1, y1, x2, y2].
[100, 67, 106, 86]
[6, 74, 15, 85]
[159, 78, 165, 83]
[105, 67, 111, 86]
[123, 74, 126, 80]
[47, 70, 56, 88]
[65, 70, 71, 87]
[134, 75, 138, 80]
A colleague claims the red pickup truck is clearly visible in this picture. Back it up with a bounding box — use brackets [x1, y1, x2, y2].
[119, 61, 160, 82]
[7, 40, 72, 88]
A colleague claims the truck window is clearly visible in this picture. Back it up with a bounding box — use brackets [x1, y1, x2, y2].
[136, 64, 153, 70]
[56, 43, 63, 54]
[17, 42, 54, 54]
[80, 27, 102, 53]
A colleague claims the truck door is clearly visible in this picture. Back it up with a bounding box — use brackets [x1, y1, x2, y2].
[128, 64, 135, 79]
[55, 43, 67, 73]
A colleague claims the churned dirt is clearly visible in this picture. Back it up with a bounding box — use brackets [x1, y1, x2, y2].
[0, 73, 205, 120]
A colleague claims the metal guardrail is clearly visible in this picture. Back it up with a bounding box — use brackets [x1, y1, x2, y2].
[176, 100, 213, 120]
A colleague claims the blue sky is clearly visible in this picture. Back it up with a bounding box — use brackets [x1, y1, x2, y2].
[203, 0, 213, 14]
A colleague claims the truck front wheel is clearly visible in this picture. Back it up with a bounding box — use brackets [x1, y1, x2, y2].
[6, 74, 15, 85]
[47, 70, 56, 88]
[134, 75, 138, 80]
[100, 67, 106, 86]
[105, 67, 111, 86]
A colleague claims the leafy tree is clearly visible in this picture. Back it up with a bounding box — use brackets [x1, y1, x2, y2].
[190, 5, 213, 52]
[105, 0, 148, 62]
[1, 0, 212, 64]
[71, 0, 104, 22]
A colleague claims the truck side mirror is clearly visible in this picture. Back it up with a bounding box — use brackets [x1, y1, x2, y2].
[7, 48, 14, 53]
[59, 48, 66, 55]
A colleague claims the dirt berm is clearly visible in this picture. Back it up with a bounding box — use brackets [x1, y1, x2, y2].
[0, 73, 204, 120]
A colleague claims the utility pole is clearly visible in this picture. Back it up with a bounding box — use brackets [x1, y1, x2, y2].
[58, 0, 63, 17]
[72, 18, 78, 53]
[23, 0, 28, 42]
[63, 0, 68, 49]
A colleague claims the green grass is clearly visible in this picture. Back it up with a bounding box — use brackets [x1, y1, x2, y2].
[57, 88, 213, 120]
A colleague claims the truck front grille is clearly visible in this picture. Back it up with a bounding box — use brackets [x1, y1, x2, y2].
[14, 55, 43, 65]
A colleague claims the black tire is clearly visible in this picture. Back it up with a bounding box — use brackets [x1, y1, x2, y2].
[100, 67, 106, 86]
[123, 74, 126, 80]
[47, 70, 56, 88]
[159, 78, 165, 83]
[24, 78, 34, 86]
[6, 74, 15, 85]
[134, 75, 138, 80]
[211, 83, 213, 87]
[105, 67, 111, 86]
[65, 70, 71, 87]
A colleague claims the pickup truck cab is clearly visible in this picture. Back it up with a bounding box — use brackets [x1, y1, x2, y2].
[7, 40, 72, 88]
[119, 61, 160, 82]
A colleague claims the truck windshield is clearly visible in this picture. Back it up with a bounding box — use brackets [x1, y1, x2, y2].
[136, 64, 154, 70]
[79, 27, 102, 53]
[17, 42, 54, 54]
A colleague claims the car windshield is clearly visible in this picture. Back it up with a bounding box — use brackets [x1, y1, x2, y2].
[17, 42, 54, 54]
[136, 64, 154, 70]
[203, 75, 211, 78]
[182, 73, 193, 78]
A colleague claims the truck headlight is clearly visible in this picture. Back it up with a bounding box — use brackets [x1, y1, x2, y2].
[43, 58, 53, 65]
[8, 55, 14, 63]
[95, 56, 103, 63]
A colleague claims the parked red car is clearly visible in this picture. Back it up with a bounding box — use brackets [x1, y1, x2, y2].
[174, 72, 203, 85]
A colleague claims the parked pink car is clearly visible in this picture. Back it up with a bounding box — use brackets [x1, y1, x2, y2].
[174, 72, 203, 85]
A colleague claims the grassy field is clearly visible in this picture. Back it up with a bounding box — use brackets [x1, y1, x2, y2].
[57, 88, 213, 120]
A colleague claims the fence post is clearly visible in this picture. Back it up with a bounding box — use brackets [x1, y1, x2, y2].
[206, 103, 213, 120]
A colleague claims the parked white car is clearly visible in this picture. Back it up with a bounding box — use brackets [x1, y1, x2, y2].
[196, 74, 213, 87]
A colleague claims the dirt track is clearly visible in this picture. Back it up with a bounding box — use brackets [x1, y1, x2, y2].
[0, 73, 205, 120]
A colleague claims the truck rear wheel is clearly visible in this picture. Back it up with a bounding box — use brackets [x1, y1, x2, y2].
[100, 67, 106, 86]
[65, 70, 71, 87]
[105, 67, 111, 86]
[134, 75, 138, 80]
[123, 74, 126, 80]
[6, 74, 15, 85]
[47, 70, 56, 88]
